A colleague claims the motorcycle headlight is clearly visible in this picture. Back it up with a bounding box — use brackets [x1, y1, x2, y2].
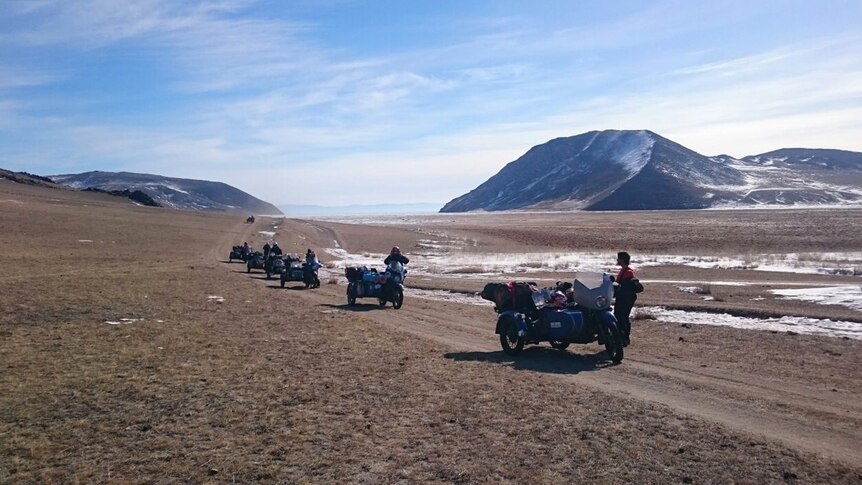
[595, 296, 609, 308]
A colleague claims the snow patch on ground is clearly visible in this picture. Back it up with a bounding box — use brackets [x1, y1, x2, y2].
[407, 288, 493, 306]
[106, 318, 144, 325]
[395, 287, 862, 340]
[639, 306, 861, 340]
[258, 231, 276, 238]
[207, 295, 225, 303]
[771, 286, 862, 312]
[0, 199, 24, 204]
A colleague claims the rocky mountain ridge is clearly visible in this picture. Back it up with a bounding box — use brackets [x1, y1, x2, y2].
[441, 130, 862, 212]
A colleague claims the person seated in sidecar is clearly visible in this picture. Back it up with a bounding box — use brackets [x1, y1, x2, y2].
[384, 246, 409, 266]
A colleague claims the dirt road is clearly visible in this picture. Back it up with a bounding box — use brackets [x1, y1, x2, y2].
[240, 220, 862, 467]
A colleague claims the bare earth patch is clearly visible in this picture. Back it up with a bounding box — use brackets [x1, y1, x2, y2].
[1, 181, 860, 482]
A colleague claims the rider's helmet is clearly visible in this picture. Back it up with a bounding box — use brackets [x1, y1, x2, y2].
[550, 290, 567, 308]
[391, 246, 401, 255]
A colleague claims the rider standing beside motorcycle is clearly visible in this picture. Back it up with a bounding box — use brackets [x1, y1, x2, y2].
[614, 251, 637, 347]
[384, 246, 409, 266]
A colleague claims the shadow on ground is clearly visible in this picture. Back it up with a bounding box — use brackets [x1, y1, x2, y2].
[267, 284, 308, 291]
[319, 303, 384, 313]
[444, 347, 617, 375]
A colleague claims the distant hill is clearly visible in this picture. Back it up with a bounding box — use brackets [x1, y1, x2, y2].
[0, 168, 59, 188]
[50, 171, 282, 214]
[280, 203, 441, 216]
[441, 130, 862, 212]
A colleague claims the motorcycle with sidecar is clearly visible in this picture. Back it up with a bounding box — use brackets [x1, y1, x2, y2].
[246, 251, 265, 272]
[280, 258, 322, 289]
[492, 272, 624, 362]
[345, 261, 406, 309]
[229, 245, 250, 263]
[264, 254, 285, 280]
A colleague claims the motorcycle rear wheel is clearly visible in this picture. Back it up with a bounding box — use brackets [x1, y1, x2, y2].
[499, 318, 525, 356]
[550, 341, 570, 350]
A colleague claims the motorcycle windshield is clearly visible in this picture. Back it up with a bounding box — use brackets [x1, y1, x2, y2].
[572, 272, 614, 310]
[387, 261, 404, 282]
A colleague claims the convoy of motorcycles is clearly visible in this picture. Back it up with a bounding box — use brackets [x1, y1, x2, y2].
[229, 239, 631, 363]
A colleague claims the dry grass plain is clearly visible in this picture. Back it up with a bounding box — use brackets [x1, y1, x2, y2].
[2, 180, 861, 483]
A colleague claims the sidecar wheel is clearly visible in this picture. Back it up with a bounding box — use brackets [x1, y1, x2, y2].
[601, 323, 624, 363]
[499, 317, 524, 356]
[392, 289, 404, 309]
[379, 298, 387, 308]
[550, 341, 570, 350]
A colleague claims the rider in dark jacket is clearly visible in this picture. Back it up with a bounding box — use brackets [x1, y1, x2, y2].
[262, 242, 271, 258]
[614, 251, 637, 347]
[269, 242, 283, 256]
[384, 246, 409, 265]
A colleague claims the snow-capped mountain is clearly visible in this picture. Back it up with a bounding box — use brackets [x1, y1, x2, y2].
[440, 130, 862, 212]
[50, 171, 282, 214]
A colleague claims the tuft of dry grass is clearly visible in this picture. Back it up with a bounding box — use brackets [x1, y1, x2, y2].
[444, 266, 487, 274]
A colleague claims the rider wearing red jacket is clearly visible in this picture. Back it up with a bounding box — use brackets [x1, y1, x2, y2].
[614, 251, 637, 347]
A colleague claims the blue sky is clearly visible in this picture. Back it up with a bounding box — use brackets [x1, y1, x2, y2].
[1, 0, 861, 206]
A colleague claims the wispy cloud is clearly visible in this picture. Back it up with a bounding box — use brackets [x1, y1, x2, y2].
[1, 1, 861, 205]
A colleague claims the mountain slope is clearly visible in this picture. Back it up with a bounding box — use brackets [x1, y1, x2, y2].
[441, 131, 862, 212]
[50, 171, 282, 214]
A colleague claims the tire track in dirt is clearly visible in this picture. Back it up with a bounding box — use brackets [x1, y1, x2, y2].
[223, 218, 862, 466]
[243, 276, 861, 465]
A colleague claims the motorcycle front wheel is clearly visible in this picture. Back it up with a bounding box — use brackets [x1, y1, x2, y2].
[392, 288, 404, 309]
[347, 285, 357, 306]
[599, 323, 624, 363]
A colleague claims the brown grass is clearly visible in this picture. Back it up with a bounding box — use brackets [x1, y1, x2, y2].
[1, 181, 860, 483]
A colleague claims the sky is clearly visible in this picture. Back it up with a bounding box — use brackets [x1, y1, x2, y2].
[1, 0, 861, 207]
